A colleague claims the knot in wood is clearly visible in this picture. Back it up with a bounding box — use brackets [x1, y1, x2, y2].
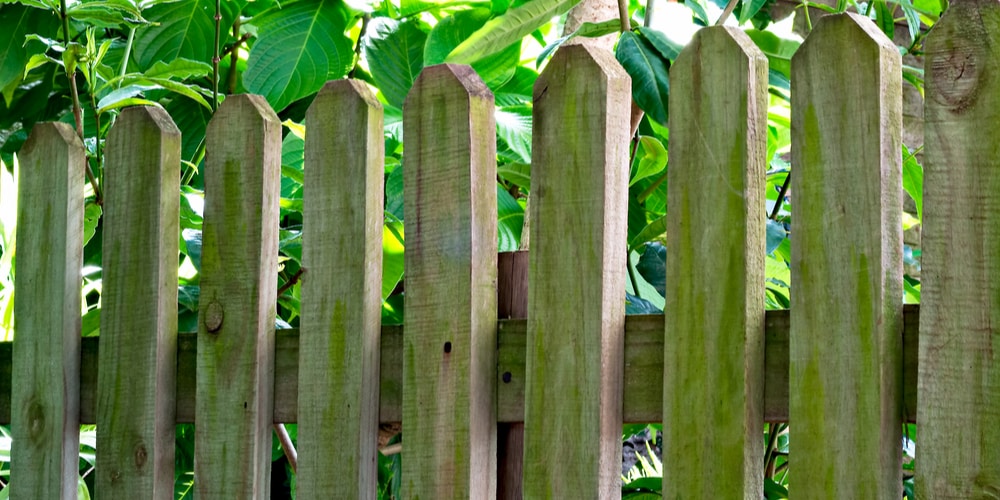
[134, 443, 148, 468]
[204, 301, 224, 333]
[929, 37, 983, 111]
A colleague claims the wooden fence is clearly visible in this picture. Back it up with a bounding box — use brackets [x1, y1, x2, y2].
[1, 7, 999, 499]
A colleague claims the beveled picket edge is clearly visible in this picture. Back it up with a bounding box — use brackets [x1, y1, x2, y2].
[298, 79, 384, 499]
[664, 26, 768, 498]
[917, 0, 1000, 496]
[196, 94, 281, 499]
[401, 63, 498, 499]
[0, 306, 921, 426]
[9, 122, 85, 500]
[523, 44, 630, 499]
[790, 12, 904, 498]
[97, 106, 181, 499]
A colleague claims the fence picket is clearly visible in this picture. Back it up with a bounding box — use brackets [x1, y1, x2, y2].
[918, 0, 1000, 495]
[663, 26, 767, 498]
[402, 64, 498, 498]
[10, 122, 85, 499]
[522, 44, 630, 498]
[790, 13, 903, 497]
[298, 80, 384, 499]
[196, 94, 281, 499]
[97, 107, 180, 499]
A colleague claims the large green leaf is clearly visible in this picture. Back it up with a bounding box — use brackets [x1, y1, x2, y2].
[363, 17, 427, 109]
[131, 0, 243, 71]
[902, 145, 923, 222]
[244, 0, 354, 112]
[446, 0, 580, 65]
[425, 8, 520, 89]
[497, 185, 523, 252]
[536, 19, 620, 67]
[496, 105, 531, 164]
[0, 4, 58, 92]
[616, 31, 669, 126]
[737, 0, 770, 24]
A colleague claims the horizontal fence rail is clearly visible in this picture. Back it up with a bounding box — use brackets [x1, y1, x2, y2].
[3, 5, 1000, 499]
[0, 307, 921, 425]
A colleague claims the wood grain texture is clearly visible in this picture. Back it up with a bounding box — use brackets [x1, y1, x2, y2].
[523, 44, 630, 499]
[10, 122, 84, 499]
[298, 80, 384, 499]
[790, 13, 903, 498]
[196, 94, 281, 499]
[664, 26, 767, 499]
[0, 306, 922, 425]
[497, 251, 528, 500]
[917, 0, 1000, 496]
[97, 107, 180, 499]
[402, 64, 498, 499]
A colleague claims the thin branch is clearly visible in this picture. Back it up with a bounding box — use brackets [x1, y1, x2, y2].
[220, 32, 252, 60]
[769, 172, 790, 220]
[277, 268, 305, 298]
[716, 0, 739, 25]
[273, 423, 298, 474]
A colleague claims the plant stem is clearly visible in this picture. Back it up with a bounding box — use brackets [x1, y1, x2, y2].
[627, 253, 642, 299]
[348, 14, 371, 79]
[119, 27, 136, 88]
[59, 0, 103, 204]
[769, 172, 790, 220]
[212, 0, 222, 112]
[277, 268, 305, 298]
[617, 0, 630, 32]
[227, 19, 242, 94]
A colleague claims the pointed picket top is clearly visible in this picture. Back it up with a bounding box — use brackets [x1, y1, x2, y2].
[313, 79, 382, 112]
[405, 63, 492, 110]
[534, 43, 629, 101]
[664, 24, 767, 499]
[11, 120, 85, 499]
[208, 93, 281, 137]
[918, 0, 1000, 496]
[790, 10, 904, 499]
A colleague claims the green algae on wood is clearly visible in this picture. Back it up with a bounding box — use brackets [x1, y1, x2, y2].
[402, 64, 498, 499]
[10, 122, 85, 499]
[196, 94, 281, 499]
[663, 26, 767, 499]
[298, 80, 384, 499]
[790, 13, 903, 498]
[522, 44, 630, 499]
[917, 0, 1000, 496]
[97, 107, 180, 499]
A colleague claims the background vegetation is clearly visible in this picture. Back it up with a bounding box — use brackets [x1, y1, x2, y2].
[0, 0, 937, 496]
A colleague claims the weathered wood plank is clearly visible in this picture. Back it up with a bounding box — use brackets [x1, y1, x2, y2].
[523, 44, 630, 498]
[497, 251, 528, 500]
[0, 306, 922, 426]
[918, 0, 1000, 496]
[9, 122, 84, 499]
[97, 107, 180, 499]
[790, 13, 903, 498]
[664, 26, 767, 499]
[196, 94, 281, 499]
[298, 80, 384, 499]
[402, 64, 498, 499]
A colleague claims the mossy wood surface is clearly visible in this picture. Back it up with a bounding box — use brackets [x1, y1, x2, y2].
[196, 94, 281, 499]
[0, 307, 923, 425]
[523, 44, 630, 499]
[401, 64, 498, 499]
[664, 26, 767, 499]
[917, 0, 1000, 496]
[96, 107, 180, 499]
[790, 13, 903, 498]
[10, 122, 84, 499]
[298, 80, 385, 499]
